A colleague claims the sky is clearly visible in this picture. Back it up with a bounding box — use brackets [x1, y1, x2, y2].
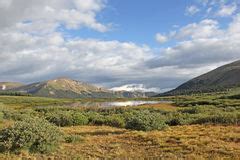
[0, 0, 240, 92]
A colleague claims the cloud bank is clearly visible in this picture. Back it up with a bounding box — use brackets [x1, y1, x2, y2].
[1, 0, 240, 91]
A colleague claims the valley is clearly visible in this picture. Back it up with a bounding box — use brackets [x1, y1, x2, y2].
[0, 61, 239, 159]
[0, 89, 239, 159]
[1, 1, 240, 159]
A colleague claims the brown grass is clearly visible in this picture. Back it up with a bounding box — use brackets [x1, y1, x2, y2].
[0, 120, 14, 130]
[133, 103, 178, 111]
[0, 125, 239, 159]
[56, 125, 240, 159]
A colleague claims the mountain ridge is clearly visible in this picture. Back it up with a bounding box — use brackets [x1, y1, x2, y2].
[0, 82, 24, 91]
[1, 77, 158, 98]
[160, 60, 240, 96]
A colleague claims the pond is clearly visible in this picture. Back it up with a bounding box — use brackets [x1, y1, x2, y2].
[70, 100, 172, 108]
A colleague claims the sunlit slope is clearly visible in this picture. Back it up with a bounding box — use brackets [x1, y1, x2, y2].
[0, 82, 23, 91]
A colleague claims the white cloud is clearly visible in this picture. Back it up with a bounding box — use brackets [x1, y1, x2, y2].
[111, 84, 160, 92]
[194, 0, 239, 18]
[185, 5, 200, 16]
[174, 19, 223, 40]
[150, 14, 240, 71]
[0, 28, 156, 87]
[1, 0, 240, 92]
[216, 3, 237, 17]
[155, 33, 168, 43]
[0, 0, 109, 32]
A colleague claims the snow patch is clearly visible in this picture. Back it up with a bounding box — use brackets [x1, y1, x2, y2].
[1, 85, 6, 90]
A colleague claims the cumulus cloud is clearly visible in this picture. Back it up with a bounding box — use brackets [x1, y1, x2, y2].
[149, 14, 240, 71]
[216, 3, 237, 17]
[155, 33, 168, 43]
[174, 19, 223, 40]
[193, 0, 239, 18]
[0, 0, 109, 32]
[1, 0, 240, 91]
[185, 5, 200, 16]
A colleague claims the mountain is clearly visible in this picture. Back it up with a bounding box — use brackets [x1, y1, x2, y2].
[10, 78, 116, 98]
[4, 77, 155, 98]
[0, 82, 24, 91]
[160, 60, 240, 96]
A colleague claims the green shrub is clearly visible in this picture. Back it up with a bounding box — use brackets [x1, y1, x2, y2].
[87, 113, 125, 128]
[125, 110, 167, 131]
[72, 112, 89, 125]
[166, 113, 198, 126]
[0, 112, 3, 122]
[0, 117, 62, 153]
[0, 108, 36, 121]
[193, 112, 240, 125]
[45, 111, 88, 127]
[179, 105, 218, 114]
[87, 113, 106, 125]
[105, 115, 125, 128]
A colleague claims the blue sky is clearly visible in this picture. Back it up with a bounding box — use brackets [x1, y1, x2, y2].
[65, 0, 237, 48]
[66, 0, 194, 47]
[0, 0, 240, 92]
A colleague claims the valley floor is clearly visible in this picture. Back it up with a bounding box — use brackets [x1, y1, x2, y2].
[0, 94, 239, 159]
[59, 125, 240, 159]
[1, 125, 239, 159]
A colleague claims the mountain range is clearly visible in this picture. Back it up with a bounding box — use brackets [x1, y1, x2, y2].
[0, 78, 157, 98]
[2, 60, 240, 98]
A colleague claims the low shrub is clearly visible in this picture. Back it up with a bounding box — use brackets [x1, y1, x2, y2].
[193, 112, 240, 125]
[86, 112, 106, 125]
[179, 105, 218, 114]
[87, 112, 125, 128]
[0, 112, 3, 122]
[0, 108, 36, 121]
[45, 111, 88, 127]
[125, 110, 167, 131]
[166, 113, 198, 126]
[105, 115, 125, 128]
[0, 117, 62, 153]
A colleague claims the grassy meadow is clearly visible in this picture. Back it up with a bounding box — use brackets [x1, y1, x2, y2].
[0, 91, 239, 159]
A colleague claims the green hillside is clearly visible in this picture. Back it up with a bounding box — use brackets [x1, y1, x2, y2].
[161, 60, 240, 96]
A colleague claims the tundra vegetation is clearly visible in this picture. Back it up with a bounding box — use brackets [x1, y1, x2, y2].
[0, 91, 239, 159]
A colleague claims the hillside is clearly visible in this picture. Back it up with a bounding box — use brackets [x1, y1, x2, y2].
[10, 78, 115, 98]
[0, 82, 23, 91]
[5, 78, 155, 98]
[161, 60, 240, 96]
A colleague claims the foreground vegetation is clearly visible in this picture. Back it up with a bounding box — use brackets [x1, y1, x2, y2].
[0, 92, 239, 159]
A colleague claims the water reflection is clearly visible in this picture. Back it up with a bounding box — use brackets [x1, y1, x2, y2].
[70, 100, 171, 108]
